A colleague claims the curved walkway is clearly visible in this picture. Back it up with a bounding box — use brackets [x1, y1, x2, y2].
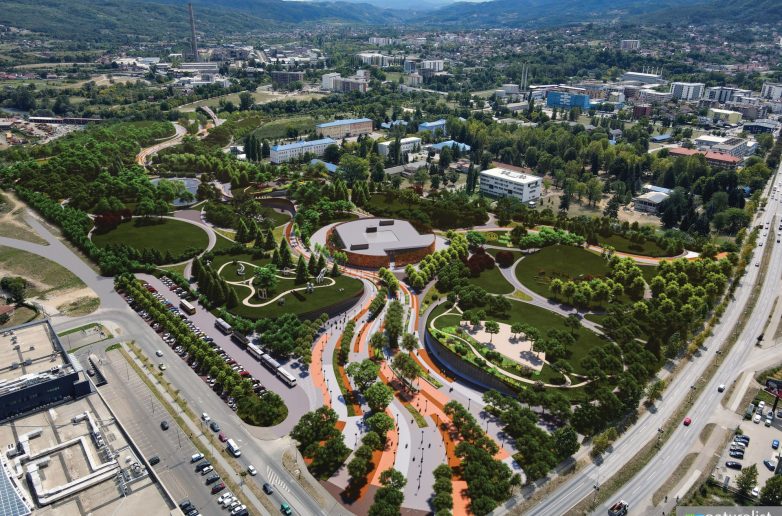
[500, 257, 603, 334]
[429, 308, 589, 389]
[216, 260, 337, 307]
[135, 122, 187, 166]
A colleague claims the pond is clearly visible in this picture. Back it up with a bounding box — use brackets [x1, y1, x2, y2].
[151, 177, 200, 206]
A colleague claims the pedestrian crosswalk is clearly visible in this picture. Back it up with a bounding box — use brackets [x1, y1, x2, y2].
[266, 466, 290, 493]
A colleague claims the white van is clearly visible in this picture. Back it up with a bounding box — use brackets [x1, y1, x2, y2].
[191, 453, 204, 463]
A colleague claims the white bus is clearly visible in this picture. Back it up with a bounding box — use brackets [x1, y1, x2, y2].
[179, 299, 196, 315]
[226, 439, 241, 457]
[260, 353, 280, 371]
[215, 318, 232, 334]
[277, 368, 297, 388]
[246, 343, 263, 361]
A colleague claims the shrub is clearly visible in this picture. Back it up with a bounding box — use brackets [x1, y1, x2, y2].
[495, 250, 515, 268]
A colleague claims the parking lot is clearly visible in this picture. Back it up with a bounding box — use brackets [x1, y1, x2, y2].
[715, 399, 782, 494]
[92, 346, 228, 516]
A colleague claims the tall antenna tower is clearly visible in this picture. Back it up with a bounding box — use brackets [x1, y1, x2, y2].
[188, 3, 199, 62]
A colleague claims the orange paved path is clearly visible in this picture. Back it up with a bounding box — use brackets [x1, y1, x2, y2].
[369, 407, 399, 487]
[310, 333, 331, 408]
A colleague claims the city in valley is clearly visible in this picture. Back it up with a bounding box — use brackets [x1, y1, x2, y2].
[0, 0, 781, 515]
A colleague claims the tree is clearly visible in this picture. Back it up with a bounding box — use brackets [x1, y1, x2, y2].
[364, 381, 394, 413]
[254, 264, 278, 298]
[552, 425, 580, 460]
[346, 359, 380, 392]
[484, 320, 500, 343]
[510, 323, 525, 340]
[0, 277, 27, 303]
[645, 379, 666, 403]
[400, 333, 418, 353]
[760, 474, 782, 505]
[392, 352, 420, 389]
[369, 331, 388, 357]
[564, 314, 581, 336]
[736, 464, 758, 496]
[239, 91, 253, 111]
[366, 412, 394, 437]
[295, 255, 308, 284]
[339, 154, 369, 185]
[310, 434, 350, 478]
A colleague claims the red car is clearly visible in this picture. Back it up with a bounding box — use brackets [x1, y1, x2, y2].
[219, 432, 227, 442]
[211, 482, 225, 494]
[683, 417, 692, 426]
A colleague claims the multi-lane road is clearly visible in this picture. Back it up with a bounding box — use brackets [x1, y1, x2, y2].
[510, 163, 782, 516]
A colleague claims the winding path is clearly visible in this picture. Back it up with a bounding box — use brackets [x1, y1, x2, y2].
[135, 122, 187, 166]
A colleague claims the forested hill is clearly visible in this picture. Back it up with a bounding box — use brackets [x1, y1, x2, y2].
[0, 0, 396, 42]
[424, 0, 781, 27]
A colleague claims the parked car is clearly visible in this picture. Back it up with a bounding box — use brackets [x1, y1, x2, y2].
[149, 456, 160, 466]
[754, 414, 762, 424]
[191, 453, 204, 463]
[729, 450, 744, 459]
[195, 461, 211, 472]
[205, 474, 220, 485]
[764, 459, 777, 471]
[772, 439, 779, 450]
[726, 461, 742, 470]
[210, 421, 220, 432]
[211, 482, 226, 494]
[248, 465, 257, 476]
[200, 466, 213, 476]
[219, 432, 227, 442]
[718, 384, 725, 392]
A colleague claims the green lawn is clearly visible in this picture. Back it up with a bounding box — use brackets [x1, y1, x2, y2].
[465, 266, 513, 295]
[597, 233, 674, 258]
[226, 274, 363, 320]
[639, 264, 658, 285]
[430, 299, 608, 377]
[251, 116, 315, 140]
[92, 219, 209, 260]
[260, 207, 291, 228]
[515, 245, 610, 299]
[0, 246, 86, 297]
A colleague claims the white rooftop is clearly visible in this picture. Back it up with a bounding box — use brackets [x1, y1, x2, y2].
[480, 167, 541, 185]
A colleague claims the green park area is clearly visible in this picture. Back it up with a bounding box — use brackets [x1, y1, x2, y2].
[465, 266, 514, 295]
[92, 219, 209, 259]
[515, 245, 609, 299]
[212, 253, 364, 320]
[597, 233, 675, 257]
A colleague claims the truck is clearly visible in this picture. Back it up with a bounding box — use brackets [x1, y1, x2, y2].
[608, 500, 628, 516]
[226, 439, 241, 457]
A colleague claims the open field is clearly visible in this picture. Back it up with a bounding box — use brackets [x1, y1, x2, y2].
[465, 266, 514, 295]
[515, 245, 610, 299]
[596, 233, 675, 257]
[92, 219, 209, 258]
[0, 246, 98, 316]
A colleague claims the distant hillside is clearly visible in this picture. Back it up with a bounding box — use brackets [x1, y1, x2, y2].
[424, 0, 780, 27]
[0, 0, 398, 42]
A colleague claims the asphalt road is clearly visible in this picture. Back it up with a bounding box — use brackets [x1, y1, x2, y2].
[504, 163, 782, 516]
[595, 166, 782, 515]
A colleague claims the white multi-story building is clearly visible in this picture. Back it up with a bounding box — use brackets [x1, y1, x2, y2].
[270, 138, 336, 163]
[761, 82, 782, 101]
[421, 60, 445, 72]
[479, 168, 541, 204]
[670, 82, 705, 101]
[377, 137, 422, 157]
[704, 86, 752, 104]
[369, 37, 398, 46]
[620, 39, 641, 50]
[321, 72, 341, 91]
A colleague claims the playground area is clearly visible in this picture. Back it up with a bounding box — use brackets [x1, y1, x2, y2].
[460, 320, 545, 372]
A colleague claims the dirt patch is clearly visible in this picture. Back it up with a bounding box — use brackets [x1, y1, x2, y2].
[0, 193, 48, 245]
[282, 447, 327, 507]
[652, 453, 697, 506]
[700, 423, 716, 445]
[57, 295, 100, 316]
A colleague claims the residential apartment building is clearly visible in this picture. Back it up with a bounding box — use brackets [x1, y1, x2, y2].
[421, 60, 445, 72]
[271, 70, 304, 86]
[761, 82, 782, 101]
[479, 167, 542, 204]
[316, 118, 373, 139]
[378, 137, 422, 157]
[334, 75, 369, 93]
[369, 37, 398, 46]
[321, 72, 341, 91]
[633, 104, 653, 119]
[270, 138, 336, 163]
[670, 82, 705, 101]
[620, 40, 641, 50]
[704, 86, 752, 104]
[357, 53, 399, 68]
